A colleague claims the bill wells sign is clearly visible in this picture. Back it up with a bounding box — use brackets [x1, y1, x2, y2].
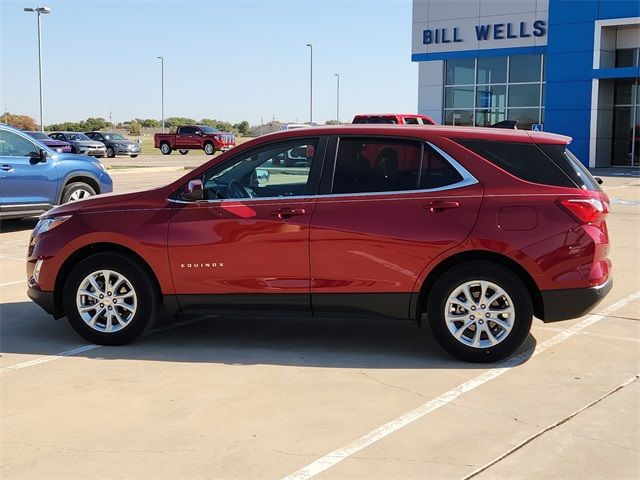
[423, 20, 546, 44]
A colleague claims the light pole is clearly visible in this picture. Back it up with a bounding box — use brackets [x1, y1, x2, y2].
[24, 6, 50, 132]
[306, 43, 313, 124]
[157, 56, 164, 133]
[334, 73, 340, 124]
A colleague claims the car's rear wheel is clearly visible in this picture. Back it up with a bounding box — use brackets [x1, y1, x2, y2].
[63, 252, 158, 345]
[427, 261, 532, 363]
[179, 149, 188, 155]
[160, 142, 172, 155]
[106, 146, 116, 158]
[203, 143, 215, 155]
[130, 154, 138, 158]
[61, 182, 96, 203]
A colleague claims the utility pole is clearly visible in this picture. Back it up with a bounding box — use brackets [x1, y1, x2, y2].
[24, 6, 51, 132]
[306, 43, 313, 124]
[334, 73, 340, 124]
[157, 56, 165, 133]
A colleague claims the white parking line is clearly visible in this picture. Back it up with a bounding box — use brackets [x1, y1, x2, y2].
[538, 325, 640, 343]
[0, 315, 212, 373]
[283, 290, 640, 480]
[0, 281, 24, 288]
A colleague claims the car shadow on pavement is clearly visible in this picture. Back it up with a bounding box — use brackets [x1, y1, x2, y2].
[0, 302, 536, 370]
[0, 217, 38, 233]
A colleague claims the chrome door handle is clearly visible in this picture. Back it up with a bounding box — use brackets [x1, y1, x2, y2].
[1, 165, 13, 172]
[270, 207, 306, 219]
[424, 201, 460, 213]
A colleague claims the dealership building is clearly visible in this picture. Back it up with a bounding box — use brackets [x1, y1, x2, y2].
[412, 0, 640, 167]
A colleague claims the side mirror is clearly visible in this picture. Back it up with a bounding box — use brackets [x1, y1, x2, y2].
[255, 168, 270, 186]
[30, 149, 48, 164]
[182, 179, 204, 201]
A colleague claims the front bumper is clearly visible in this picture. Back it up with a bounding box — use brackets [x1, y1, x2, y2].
[27, 286, 62, 318]
[115, 146, 141, 155]
[540, 277, 613, 322]
[78, 147, 107, 157]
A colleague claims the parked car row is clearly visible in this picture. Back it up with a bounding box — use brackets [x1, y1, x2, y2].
[0, 124, 112, 219]
[23, 130, 141, 158]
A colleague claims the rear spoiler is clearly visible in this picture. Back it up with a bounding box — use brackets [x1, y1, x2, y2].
[490, 120, 518, 129]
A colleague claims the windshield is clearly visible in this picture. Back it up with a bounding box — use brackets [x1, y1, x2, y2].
[103, 133, 125, 140]
[200, 126, 219, 134]
[26, 132, 49, 140]
[353, 116, 398, 124]
[68, 133, 91, 141]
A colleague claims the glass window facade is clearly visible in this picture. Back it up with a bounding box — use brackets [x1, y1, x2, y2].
[612, 78, 640, 167]
[444, 54, 545, 129]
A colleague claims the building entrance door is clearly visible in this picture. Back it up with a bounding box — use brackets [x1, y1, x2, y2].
[612, 78, 640, 167]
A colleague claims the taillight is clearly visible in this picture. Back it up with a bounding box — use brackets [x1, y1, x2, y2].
[558, 197, 609, 224]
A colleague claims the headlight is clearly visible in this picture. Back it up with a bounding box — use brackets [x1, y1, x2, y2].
[32, 215, 72, 237]
[93, 161, 108, 173]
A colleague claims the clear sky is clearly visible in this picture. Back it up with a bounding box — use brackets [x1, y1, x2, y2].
[1, 0, 417, 126]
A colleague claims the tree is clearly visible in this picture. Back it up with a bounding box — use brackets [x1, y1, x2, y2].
[165, 117, 196, 128]
[233, 120, 250, 135]
[1, 113, 38, 131]
[127, 121, 141, 135]
[138, 118, 161, 128]
[82, 117, 109, 131]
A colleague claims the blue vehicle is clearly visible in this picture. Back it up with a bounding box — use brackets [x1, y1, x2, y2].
[0, 124, 113, 220]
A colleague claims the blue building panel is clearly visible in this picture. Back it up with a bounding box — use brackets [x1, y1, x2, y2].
[545, 81, 593, 111]
[547, 1, 599, 25]
[597, 1, 640, 20]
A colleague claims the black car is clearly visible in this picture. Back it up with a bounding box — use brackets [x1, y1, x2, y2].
[85, 131, 141, 158]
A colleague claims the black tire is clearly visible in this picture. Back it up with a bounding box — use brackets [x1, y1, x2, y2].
[130, 154, 138, 158]
[427, 261, 533, 363]
[106, 146, 116, 158]
[160, 142, 172, 155]
[61, 182, 96, 203]
[63, 252, 159, 345]
[95, 155, 105, 159]
[179, 149, 189, 155]
[203, 143, 215, 155]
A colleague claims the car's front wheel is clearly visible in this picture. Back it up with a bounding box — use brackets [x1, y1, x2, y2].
[203, 143, 215, 155]
[427, 261, 533, 363]
[160, 142, 172, 155]
[106, 146, 116, 158]
[61, 182, 96, 203]
[179, 149, 188, 155]
[63, 252, 158, 345]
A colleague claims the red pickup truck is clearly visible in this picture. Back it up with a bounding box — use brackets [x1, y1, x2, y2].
[352, 113, 436, 125]
[154, 125, 235, 155]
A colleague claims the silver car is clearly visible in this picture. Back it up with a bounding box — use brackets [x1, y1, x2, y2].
[48, 132, 107, 158]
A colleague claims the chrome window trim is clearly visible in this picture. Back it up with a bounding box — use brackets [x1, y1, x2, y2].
[168, 141, 478, 204]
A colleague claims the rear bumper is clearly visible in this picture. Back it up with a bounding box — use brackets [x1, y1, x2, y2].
[540, 277, 613, 322]
[27, 287, 62, 318]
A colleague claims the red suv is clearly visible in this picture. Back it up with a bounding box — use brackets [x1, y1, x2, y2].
[27, 125, 611, 362]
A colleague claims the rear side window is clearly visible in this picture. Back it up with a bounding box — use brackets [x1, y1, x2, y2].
[404, 117, 419, 125]
[332, 138, 421, 194]
[457, 139, 576, 188]
[538, 144, 602, 192]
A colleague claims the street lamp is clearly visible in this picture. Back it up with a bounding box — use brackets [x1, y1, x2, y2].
[157, 56, 164, 133]
[306, 43, 313, 124]
[24, 6, 51, 133]
[334, 73, 340, 124]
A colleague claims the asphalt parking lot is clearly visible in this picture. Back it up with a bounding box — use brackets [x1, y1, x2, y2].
[1, 167, 639, 479]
